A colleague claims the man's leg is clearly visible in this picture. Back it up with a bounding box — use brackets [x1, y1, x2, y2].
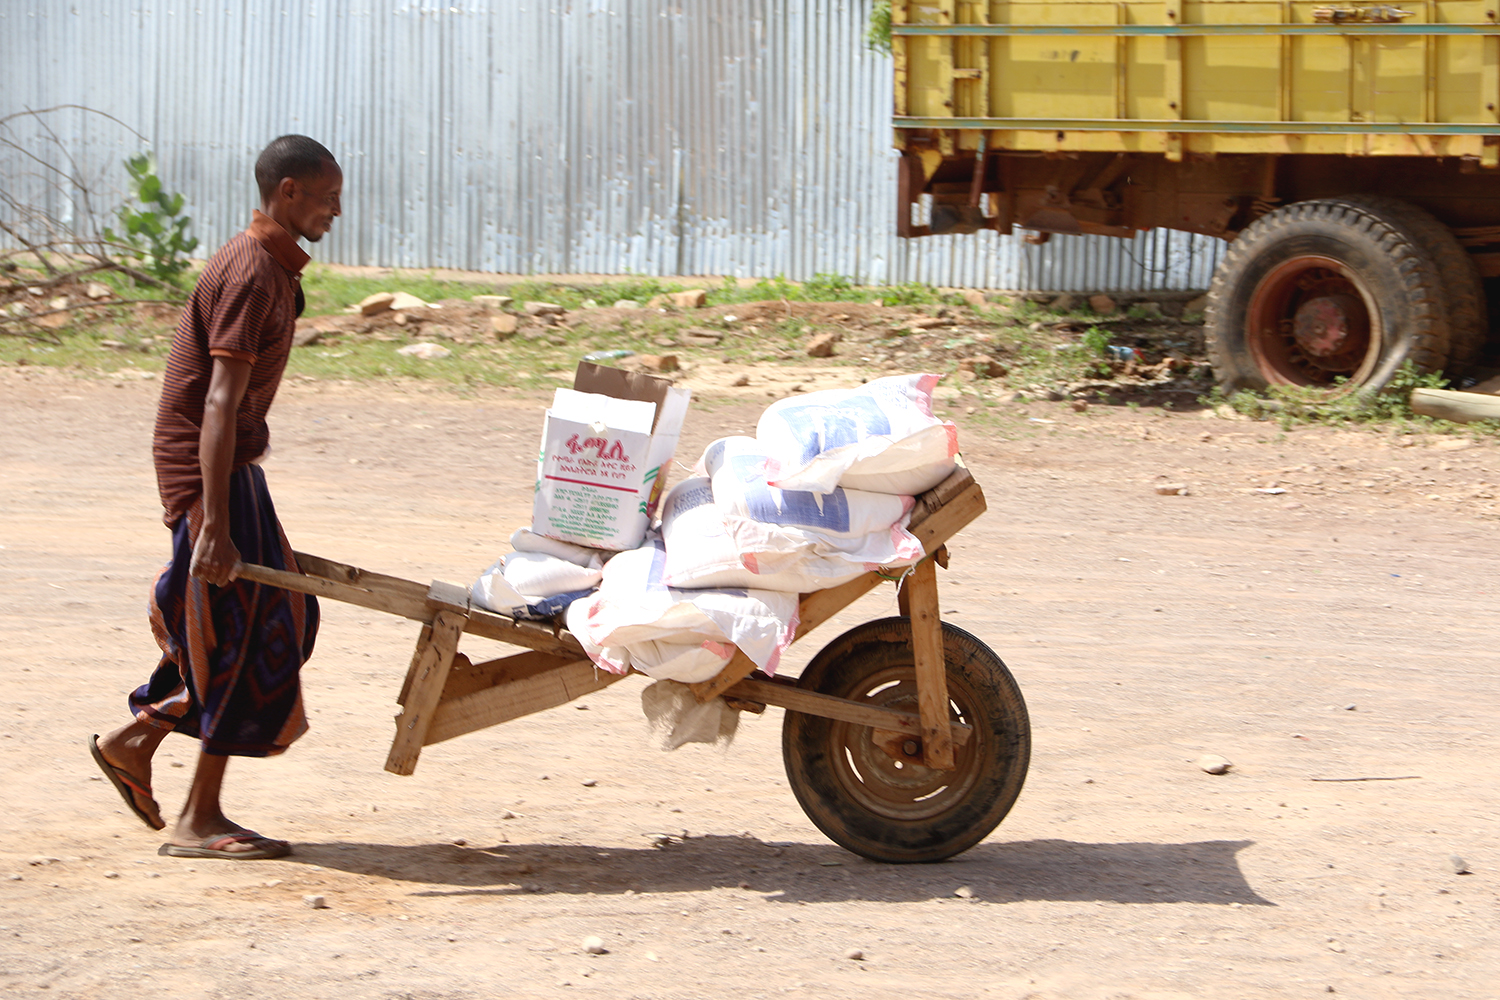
[165, 751, 289, 855]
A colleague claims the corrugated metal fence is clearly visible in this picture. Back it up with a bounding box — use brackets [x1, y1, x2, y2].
[1, 1, 1222, 291]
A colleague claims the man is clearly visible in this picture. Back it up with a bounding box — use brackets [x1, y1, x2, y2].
[89, 135, 342, 859]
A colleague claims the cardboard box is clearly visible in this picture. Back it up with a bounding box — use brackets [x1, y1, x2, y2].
[531, 362, 691, 550]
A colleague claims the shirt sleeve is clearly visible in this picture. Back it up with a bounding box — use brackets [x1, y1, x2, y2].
[206, 279, 272, 364]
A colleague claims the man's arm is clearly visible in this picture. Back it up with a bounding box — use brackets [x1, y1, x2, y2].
[190, 356, 252, 586]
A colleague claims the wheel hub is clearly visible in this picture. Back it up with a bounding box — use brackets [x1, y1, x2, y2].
[1293, 294, 1365, 359]
[1246, 256, 1378, 386]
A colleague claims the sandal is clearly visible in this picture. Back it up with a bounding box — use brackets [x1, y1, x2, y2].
[88, 734, 165, 831]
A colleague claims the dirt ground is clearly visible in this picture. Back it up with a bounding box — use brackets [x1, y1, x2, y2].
[2, 359, 1499, 1000]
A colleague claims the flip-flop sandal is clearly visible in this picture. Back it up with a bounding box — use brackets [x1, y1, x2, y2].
[159, 832, 293, 860]
[88, 734, 166, 831]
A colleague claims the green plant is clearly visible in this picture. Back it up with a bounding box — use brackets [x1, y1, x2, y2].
[867, 1, 893, 53]
[1081, 326, 1110, 357]
[802, 273, 860, 301]
[104, 154, 198, 287]
[879, 281, 945, 306]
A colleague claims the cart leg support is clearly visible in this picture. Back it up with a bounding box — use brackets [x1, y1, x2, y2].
[902, 558, 956, 770]
[386, 609, 468, 775]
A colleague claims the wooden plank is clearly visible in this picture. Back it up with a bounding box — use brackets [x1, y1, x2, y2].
[396, 623, 435, 707]
[725, 677, 972, 748]
[426, 579, 472, 614]
[462, 607, 585, 657]
[235, 560, 432, 621]
[908, 482, 986, 554]
[913, 456, 976, 517]
[385, 609, 467, 775]
[1410, 387, 1500, 424]
[687, 648, 760, 703]
[440, 649, 578, 702]
[904, 558, 955, 770]
[424, 658, 628, 745]
[794, 570, 886, 639]
[292, 552, 430, 603]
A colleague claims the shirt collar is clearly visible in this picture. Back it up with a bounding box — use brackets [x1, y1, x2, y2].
[246, 210, 312, 276]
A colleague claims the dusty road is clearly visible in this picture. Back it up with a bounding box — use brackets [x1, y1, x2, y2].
[2, 363, 1498, 999]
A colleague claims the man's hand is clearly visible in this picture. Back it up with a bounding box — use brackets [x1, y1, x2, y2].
[190, 520, 241, 586]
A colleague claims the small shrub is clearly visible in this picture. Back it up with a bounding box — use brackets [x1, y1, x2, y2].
[104, 154, 198, 287]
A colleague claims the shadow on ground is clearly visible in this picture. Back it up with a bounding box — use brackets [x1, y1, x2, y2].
[283, 835, 1271, 906]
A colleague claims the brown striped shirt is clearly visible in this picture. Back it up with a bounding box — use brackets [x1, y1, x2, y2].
[152, 211, 310, 525]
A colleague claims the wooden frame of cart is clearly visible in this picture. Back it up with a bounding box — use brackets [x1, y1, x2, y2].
[239, 460, 1030, 863]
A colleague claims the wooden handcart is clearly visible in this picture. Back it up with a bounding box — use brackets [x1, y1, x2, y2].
[238, 460, 1030, 863]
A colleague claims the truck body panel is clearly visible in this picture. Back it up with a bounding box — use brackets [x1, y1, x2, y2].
[895, 1, 1500, 160]
[893, 1, 1500, 390]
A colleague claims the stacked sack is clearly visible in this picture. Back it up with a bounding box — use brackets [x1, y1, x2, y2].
[759, 372, 958, 495]
[568, 373, 958, 683]
[659, 436, 923, 593]
[471, 528, 608, 620]
[565, 538, 799, 684]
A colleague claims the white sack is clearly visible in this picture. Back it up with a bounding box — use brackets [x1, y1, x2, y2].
[640, 680, 741, 749]
[757, 373, 959, 495]
[472, 553, 600, 622]
[509, 527, 606, 567]
[661, 438, 923, 591]
[500, 550, 604, 598]
[573, 538, 798, 681]
[470, 558, 530, 618]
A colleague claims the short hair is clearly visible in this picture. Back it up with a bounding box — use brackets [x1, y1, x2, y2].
[254, 135, 337, 201]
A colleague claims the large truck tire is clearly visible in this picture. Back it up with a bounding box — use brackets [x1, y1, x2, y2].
[1206, 198, 1451, 393]
[1334, 195, 1487, 372]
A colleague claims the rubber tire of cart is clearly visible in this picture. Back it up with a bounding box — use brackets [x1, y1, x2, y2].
[781, 618, 1030, 864]
[1206, 197, 1451, 395]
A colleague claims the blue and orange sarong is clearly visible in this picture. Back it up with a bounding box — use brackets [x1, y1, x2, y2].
[130, 464, 319, 757]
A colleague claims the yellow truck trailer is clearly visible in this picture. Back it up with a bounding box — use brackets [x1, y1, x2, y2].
[892, 0, 1500, 390]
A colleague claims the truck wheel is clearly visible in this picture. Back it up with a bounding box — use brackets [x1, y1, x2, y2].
[781, 618, 1030, 864]
[1207, 198, 1450, 393]
[1333, 196, 1489, 372]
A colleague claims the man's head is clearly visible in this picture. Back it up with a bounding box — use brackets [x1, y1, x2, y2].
[255, 135, 342, 242]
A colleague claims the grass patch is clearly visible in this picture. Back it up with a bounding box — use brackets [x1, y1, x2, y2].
[1207, 364, 1500, 435]
[301, 266, 508, 316]
[295, 268, 956, 316]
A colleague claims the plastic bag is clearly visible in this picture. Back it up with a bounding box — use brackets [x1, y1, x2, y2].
[757, 373, 958, 495]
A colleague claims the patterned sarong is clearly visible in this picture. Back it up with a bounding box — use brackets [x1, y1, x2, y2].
[130, 464, 319, 756]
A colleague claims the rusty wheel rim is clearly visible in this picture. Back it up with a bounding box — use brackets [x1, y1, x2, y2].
[826, 665, 986, 821]
[1246, 255, 1382, 388]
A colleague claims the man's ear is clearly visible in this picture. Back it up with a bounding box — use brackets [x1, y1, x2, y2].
[275, 175, 298, 203]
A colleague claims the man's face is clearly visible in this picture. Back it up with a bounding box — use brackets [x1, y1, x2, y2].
[287, 162, 342, 242]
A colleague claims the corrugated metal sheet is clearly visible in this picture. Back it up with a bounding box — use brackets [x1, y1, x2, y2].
[0, 0, 1221, 291]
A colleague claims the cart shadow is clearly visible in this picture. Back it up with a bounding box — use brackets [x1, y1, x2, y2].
[286, 835, 1271, 906]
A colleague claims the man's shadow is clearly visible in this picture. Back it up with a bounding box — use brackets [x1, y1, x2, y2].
[284, 835, 1272, 906]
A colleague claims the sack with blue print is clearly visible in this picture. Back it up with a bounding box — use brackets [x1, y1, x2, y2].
[756, 373, 958, 496]
[658, 438, 923, 593]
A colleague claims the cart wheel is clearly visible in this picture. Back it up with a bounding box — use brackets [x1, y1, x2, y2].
[781, 618, 1030, 864]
